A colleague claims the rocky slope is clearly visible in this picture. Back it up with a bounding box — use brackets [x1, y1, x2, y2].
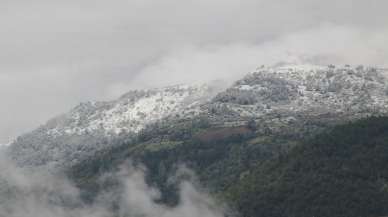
[7, 64, 388, 169]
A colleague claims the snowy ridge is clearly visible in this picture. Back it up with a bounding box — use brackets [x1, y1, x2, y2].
[33, 63, 388, 140]
[7, 63, 388, 168]
[212, 64, 388, 120]
[46, 84, 216, 137]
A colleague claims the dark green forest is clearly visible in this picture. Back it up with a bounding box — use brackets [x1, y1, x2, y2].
[69, 116, 388, 217]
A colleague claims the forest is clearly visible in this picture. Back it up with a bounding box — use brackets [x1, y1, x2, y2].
[68, 116, 388, 217]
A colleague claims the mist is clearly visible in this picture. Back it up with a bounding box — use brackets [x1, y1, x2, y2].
[0, 153, 226, 217]
[1, 0, 387, 143]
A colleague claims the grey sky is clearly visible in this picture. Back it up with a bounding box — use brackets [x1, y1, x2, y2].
[1, 0, 387, 143]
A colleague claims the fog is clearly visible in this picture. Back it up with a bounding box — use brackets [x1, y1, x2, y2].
[1, 0, 387, 143]
[0, 153, 226, 217]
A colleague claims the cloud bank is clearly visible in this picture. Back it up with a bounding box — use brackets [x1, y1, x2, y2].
[0, 0, 387, 142]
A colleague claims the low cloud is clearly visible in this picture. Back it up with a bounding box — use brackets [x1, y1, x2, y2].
[1, 0, 387, 143]
[0, 155, 226, 217]
[112, 24, 388, 94]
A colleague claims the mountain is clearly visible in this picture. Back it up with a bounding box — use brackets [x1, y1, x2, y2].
[46, 84, 217, 137]
[4, 63, 388, 217]
[67, 111, 388, 217]
[7, 64, 388, 169]
[212, 64, 388, 118]
[7, 84, 219, 168]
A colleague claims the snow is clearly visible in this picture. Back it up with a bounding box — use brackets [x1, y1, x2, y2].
[42, 64, 388, 139]
[46, 84, 214, 137]
[214, 64, 388, 120]
[0, 140, 13, 147]
[238, 85, 254, 91]
[9, 63, 388, 169]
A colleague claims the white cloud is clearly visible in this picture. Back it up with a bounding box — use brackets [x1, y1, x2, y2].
[0, 155, 226, 217]
[119, 24, 388, 92]
[0, 0, 387, 142]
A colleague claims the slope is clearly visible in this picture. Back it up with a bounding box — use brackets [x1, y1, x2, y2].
[229, 116, 388, 217]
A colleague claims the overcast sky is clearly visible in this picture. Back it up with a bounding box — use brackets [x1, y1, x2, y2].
[1, 0, 387, 143]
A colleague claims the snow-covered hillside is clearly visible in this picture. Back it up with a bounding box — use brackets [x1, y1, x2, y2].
[7, 64, 388, 169]
[7, 84, 219, 168]
[211, 64, 388, 119]
[46, 84, 217, 137]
